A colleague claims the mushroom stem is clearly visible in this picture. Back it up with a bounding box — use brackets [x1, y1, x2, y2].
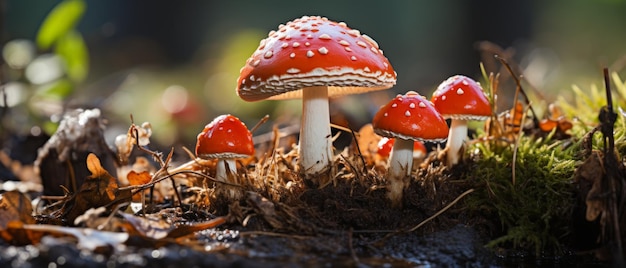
[216, 159, 237, 182]
[446, 119, 468, 166]
[387, 138, 414, 207]
[299, 86, 333, 180]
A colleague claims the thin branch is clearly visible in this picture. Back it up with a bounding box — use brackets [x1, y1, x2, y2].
[495, 55, 539, 126]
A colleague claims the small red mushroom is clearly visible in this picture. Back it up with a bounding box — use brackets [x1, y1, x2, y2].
[377, 137, 427, 161]
[236, 15, 396, 183]
[195, 114, 254, 182]
[431, 75, 492, 167]
[372, 91, 448, 206]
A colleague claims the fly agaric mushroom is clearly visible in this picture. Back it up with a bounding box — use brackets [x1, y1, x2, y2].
[372, 91, 448, 206]
[377, 137, 427, 161]
[431, 75, 492, 167]
[195, 114, 254, 182]
[236, 15, 396, 183]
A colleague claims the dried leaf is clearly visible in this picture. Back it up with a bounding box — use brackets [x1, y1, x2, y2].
[0, 191, 36, 229]
[1, 221, 45, 246]
[87, 153, 108, 179]
[64, 153, 122, 223]
[127, 170, 151, 186]
[0, 191, 37, 244]
[165, 217, 226, 239]
[119, 212, 172, 240]
[119, 212, 226, 242]
[575, 151, 606, 221]
[127, 170, 152, 201]
[22, 224, 129, 251]
[357, 123, 381, 157]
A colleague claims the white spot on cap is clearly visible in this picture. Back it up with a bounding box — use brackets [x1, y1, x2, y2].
[339, 40, 350, 46]
[350, 56, 357, 61]
[370, 47, 378, 54]
[409, 103, 416, 109]
[249, 75, 255, 81]
[383, 62, 389, 68]
[289, 53, 296, 58]
[319, 34, 331, 40]
[348, 29, 360, 37]
[305, 42, 311, 47]
[364, 67, 370, 72]
[356, 41, 367, 48]
[457, 88, 464, 95]
[441, 95, 447, 101]
[344, 47, 352, 52]
[227, 141, 234, 147]
[383, 112, 388, 117]
[339, 22, 347, 27]
[264, 51, 273, 59]
[318, 47, 329, 55]
[292, 42, 300, 48]
[286, 68, 300, 74]
[405, 111, 411, 117]
[281, 43, 288, 48]
[307, 50, 315, 58]
[258, 39, 267, 50]
[462, 80, 469, 85]
[418, 102, 426, 108]
[252, 60, 261, 67]
[391, 103, 398, 108]
[362, 34, 379, 49]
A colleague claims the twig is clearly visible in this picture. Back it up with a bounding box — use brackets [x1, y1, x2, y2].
[372, 188, 475, 245]
[511, 103, 532, 186]
[348, 126, 368, 174]
[250, 114, 270, 134]
[495, 55, 539, 126]
[406, 188, 475, 232]
[600, 67, 623, 266]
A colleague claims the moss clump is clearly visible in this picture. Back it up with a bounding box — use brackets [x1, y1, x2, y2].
[464, 132, 579, 255]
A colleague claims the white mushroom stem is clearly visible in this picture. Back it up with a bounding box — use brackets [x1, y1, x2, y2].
[387, 138, 414, 207]
[216, 159, 237, 182]
[299, 86, 333, 179]
[446, 119, 468, 166]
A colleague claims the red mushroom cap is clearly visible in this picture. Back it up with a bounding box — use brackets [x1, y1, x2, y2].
[195, 114, 254, 159]
[237, 15, 396, 102]
[376, 137, 427, 158]
[376, 137, 394, 157]
[372, 91, 449, 142]
[431, 75, 492, 120]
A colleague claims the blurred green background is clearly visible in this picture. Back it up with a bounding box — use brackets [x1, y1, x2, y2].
[2, 0, 626, 150]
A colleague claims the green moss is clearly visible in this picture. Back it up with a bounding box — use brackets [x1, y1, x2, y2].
[465, 133, 579, 255]
[462, 70, 626, 256]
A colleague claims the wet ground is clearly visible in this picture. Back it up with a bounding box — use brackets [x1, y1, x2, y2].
[0, 224, 495, 267]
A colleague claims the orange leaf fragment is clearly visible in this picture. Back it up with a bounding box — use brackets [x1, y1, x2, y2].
[127, 170, 152, 201]
[127, 170, 151, 186]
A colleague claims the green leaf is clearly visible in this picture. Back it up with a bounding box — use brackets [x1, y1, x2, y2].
[36, 0, 86, 50]
[36, 78, 73, 98]
[55, 30, 89, 82]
